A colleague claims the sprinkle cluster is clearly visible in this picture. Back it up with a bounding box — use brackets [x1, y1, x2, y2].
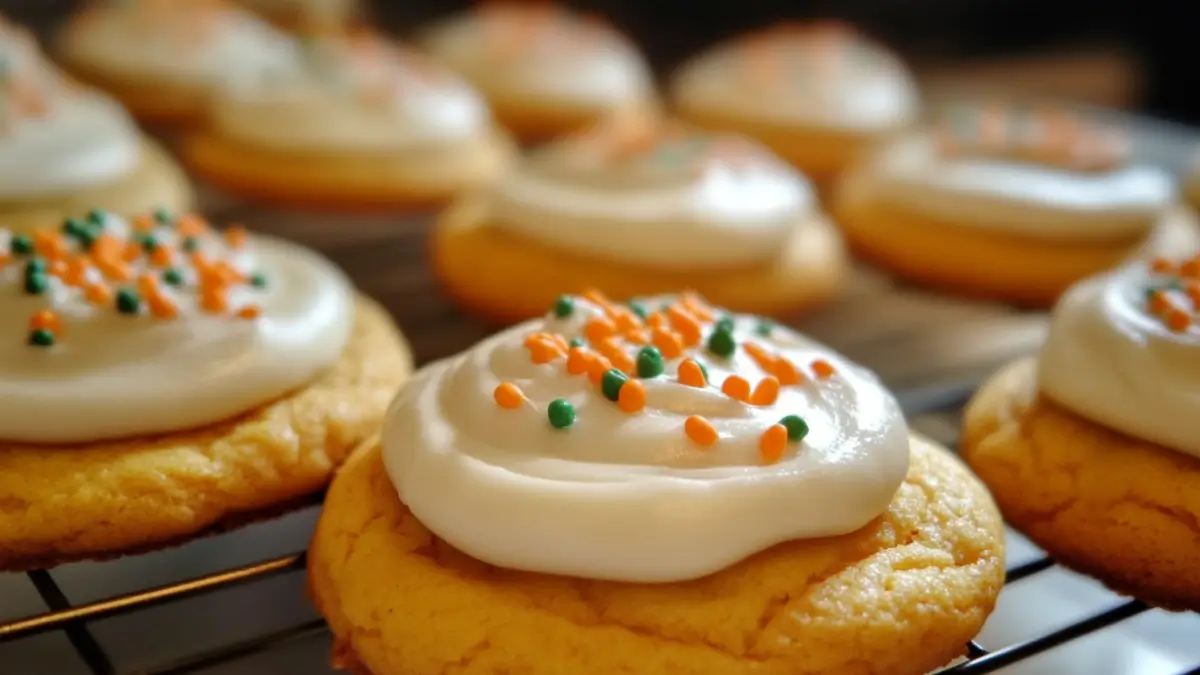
[935, 104, 1128, 172]
[1144, 256, 1200, 333]
[0, 209, 267, 348]
[492, 290, 830, 465]
[570, 116, 761, 176]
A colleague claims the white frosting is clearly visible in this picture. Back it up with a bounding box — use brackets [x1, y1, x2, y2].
[491, 123, 813, 270]
[671, 24, 918, 131]
[61, 2, 298, 88]
[211, 34, 490, 152]
[852, 132, 1175, 240]
[2, 18, 142, 199]
[421, 5, 653, 108]
[383, 294, 910, 582]
[0, 214, 354, 444]
[1039, 260, 1200, 458]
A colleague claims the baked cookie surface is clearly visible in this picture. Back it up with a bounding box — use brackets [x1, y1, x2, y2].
[310, 435, 1004, 675]
[962, 358, 1200, 611]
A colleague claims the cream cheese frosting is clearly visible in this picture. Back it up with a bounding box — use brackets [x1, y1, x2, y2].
[420, 4, 653, 108]
[1, 18, 141, 200]
[60, 0, 298, 88]
[850, 113, 1175, 241]
[490, 117, 814, 270]
[671, 21, 918, 131]
[1039, 256, 1200, 459]
[383, 291, 910, 582]
[211, 32, 490, 153]
[0, 210, 354, 444]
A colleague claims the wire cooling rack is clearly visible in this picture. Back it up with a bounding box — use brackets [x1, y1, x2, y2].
[2, 383, 1196, 675]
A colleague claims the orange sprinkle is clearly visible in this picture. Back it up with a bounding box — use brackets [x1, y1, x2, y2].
[743, 342, 778, 373]
[609, 306, 642, 332]
[493, 382, 526, 409]
[1181, 257, 1200, 279]
[680, 292, 715, 322]
[597, 337, 634, 373]
[774, 358, 804, 386]
[750, 377, 781, 406]
[677, 358, 707, 388]
[176, 214, 209, 237]
[1187, 282, 1200, 307]
[646, 312, 667, 331]
[624, 328, 649, 345]
[547, 333, 570, 352]
[582, 288, 613, 310]
[33, 229, 67, 260]
[137, 273, 160, 297]
[50, 259, 68, 277]
[84, 282, 113, 307]
[666, 305, 703, 346]
[759, 424, 788, 465]
[528, 341, 564, 365]
[121, 241, 143, 262]
[149, 295, 178, 320]
[63, 257, 90, 286]
[617, 379, 647, 413]
[237, 305, 262, 320]
[721, 375, 751, 402]
[586, 354, 613, 385]
[1150, 257, 1175, 274]
[1166, 309, 1191, 333]
[651, 327, 684, 358]
[90, 233, 122, 260]
[0, 252, 9, 268]
[811, 359, 837, 380]
[97, 260, 133, 282]
[132, 213, 156, 232]
[566, 347, 592, 375]
[201, 288, 228, 314]
[585, 317, 617, 344]
[684, 415, 719, 447]
[150, 245, 174, 268]
[224, 225, 247, 249]
[29, 309, 61, 335]
[1149, 290, 1174, 316]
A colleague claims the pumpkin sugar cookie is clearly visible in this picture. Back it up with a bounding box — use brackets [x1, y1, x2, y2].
[310, 292, 1006, 675]
[0, 210, 411, 571]
[962, 255, 1200, 610]
[834, 103, 1198, 306]
[670, 21, 918, 185]
[183, 28, 513, 209]
[419, 3, 656, 142]
[433, 114, 848, 323]
[1, 17, 191, 231]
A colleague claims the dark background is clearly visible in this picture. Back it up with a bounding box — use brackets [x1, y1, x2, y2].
[4, 0, 1199, 125]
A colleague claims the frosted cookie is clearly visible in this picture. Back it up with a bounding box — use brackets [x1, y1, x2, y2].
[1, 17, 191, 231]
[0, 210, 412, 570]
[183, 29, 513, 210]
[670, 21, 918, 184]
[833, 103, 1198, 306]
[56, 0, 298, 126]
[419, 3, 656, 142]
[962, 256, 1200, 610]
[309, 291, 1006, 675]
[433, 115, 847, 323]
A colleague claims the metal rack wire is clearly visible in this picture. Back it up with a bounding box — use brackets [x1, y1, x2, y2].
[0, 388, 1195, 675]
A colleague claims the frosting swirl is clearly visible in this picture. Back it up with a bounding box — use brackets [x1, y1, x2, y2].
[490, 116, 815, 270]
[1039, 256, 1200, 458]
[671, 21, 917, 131]
[420, 3, 653, 108]
[0, 210, 354, 444]
[383, 291, 910, 582]
[211, 31, 490, 152]
[60, 1, 298, 89]
[1, 17, 141, 199]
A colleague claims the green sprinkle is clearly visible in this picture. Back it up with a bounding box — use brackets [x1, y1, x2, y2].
[62, 217, 88, 237]
[10, 234, 33, 256]
[627, 300, 648, 320]
[140, 235, 160, 252]
[24, 272, 48, 295]
[754, 319, 775, 337]
[568, 337, 586, 349]
[162, 268, 185, 287]
[697, 361, 709, 383]
[779, 415, 809, 442]
[28, 329, 55, 348]
[552, 295, 575, 318]
[116, 288, 142, 315]
[250, 273, 268, 289]
[154, 207, 173, 225]
[600, 369, 628, 402]
[86, 209, 107, 226]
[547, 398, 576, 429]
[24, 257, 47, 275]
[715, 316, 735, 334]
[636, 346, 664, 378]
[707, 328, 736, 358]
[182, 236, 200, 252]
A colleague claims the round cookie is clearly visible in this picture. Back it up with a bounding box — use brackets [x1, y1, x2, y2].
[833, 103, 1198, 306]
[309, 292, 1006, 675]
[55, 0, 298, 127]
[0, 211, 412, 570]
[962, 257, 1200, 610]
[183, 30, 513, 210]
[433, 116, 847, 324]
[418, 3, 656, 142]
[1, 17, 193, 230]
[670, 21, 918, 186]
